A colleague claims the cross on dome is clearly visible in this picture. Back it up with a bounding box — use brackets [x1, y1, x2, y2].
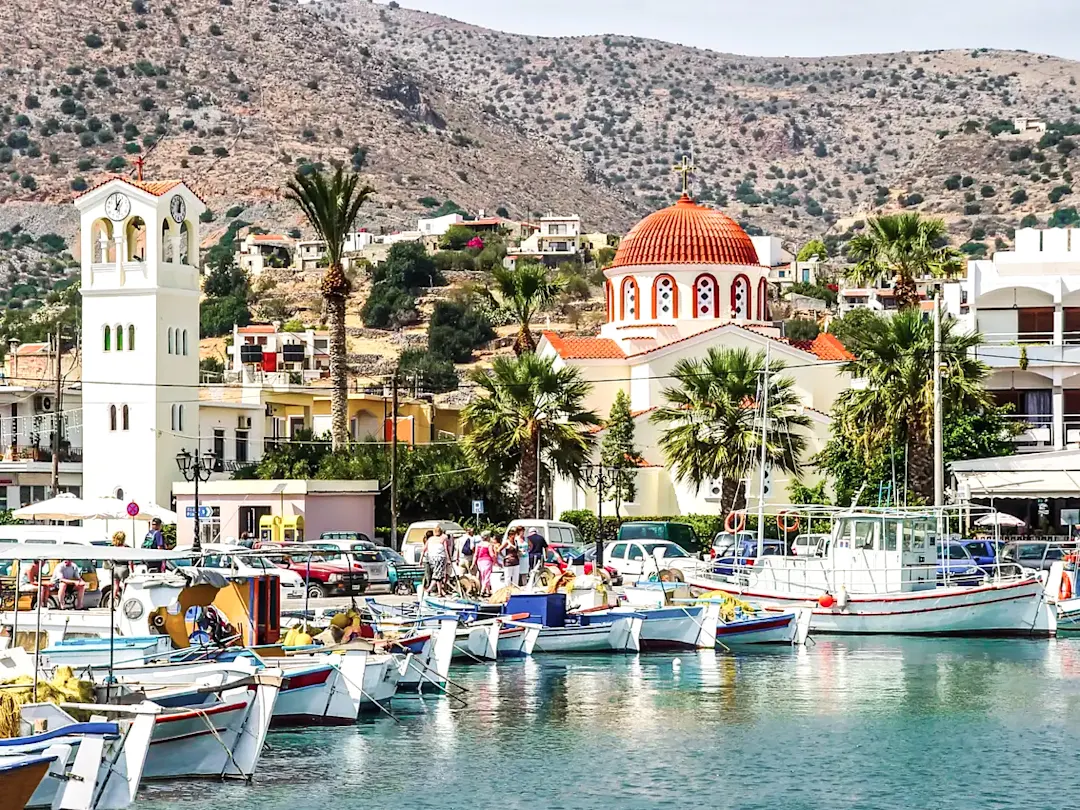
[672, 155, 696, 197]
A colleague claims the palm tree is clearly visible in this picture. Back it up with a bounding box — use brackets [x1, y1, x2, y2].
[489, 262, 565, 355]
[834, 309, 992, 500]
[463, 353, 600, 517]
[650, 347, 811, 513]
[285, 167, 375, 451]
[846, 213, 964, 310]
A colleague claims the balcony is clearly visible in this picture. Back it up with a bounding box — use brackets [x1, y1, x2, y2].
[1, 444, 83, 464]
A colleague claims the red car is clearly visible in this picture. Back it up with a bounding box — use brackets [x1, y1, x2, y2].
[261, 544, 369, 598]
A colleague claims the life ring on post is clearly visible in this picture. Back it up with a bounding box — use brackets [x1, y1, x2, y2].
[1060, 571, 1074, 601]
[777, 511, 800, 533]
[724, 510, 746, 534]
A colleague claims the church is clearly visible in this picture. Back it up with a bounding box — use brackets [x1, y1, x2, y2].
[541, 172, 853, 518]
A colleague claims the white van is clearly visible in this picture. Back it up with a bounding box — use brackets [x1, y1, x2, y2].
[501, 520, 584, 550]
[400, 521, 467, 564]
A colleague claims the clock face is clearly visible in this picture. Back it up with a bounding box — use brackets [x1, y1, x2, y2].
[170, 194, 187, 224]
[105, 191, 131, 221]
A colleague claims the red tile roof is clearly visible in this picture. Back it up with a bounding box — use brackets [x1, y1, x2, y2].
[251, 233, 291, 242]
[612, 194, 760, 269]
[801, 332, 855, 361]
[73, 175, 206, 204]
[542, 331, 625, 360]
[238, 325, 277, 334]
[587, 407, 657, 434]
[14, 342, 48, 356]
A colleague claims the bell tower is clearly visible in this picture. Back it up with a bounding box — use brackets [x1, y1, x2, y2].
[74, 176, 206, 509]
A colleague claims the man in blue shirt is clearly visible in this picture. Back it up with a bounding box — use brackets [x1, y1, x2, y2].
[143, 518, 166, 572]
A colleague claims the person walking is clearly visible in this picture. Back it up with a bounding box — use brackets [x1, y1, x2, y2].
[111, 530, 130, 602]
[474, 531, 497, 597]
[143, 518, 167, 573]
[527, 527, 548, 576]
[500, 531, 521, 588]
[422, 528, 450, 597]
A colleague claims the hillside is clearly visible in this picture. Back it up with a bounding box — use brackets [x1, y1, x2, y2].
[4, 0, 1080, 308]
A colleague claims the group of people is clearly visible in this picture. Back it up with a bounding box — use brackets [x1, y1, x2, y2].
[419, 525, 556, 598]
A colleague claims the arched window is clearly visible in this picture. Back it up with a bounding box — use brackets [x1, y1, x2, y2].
[179, 221, 191, 266]
[652, 274, 678, 319]
[161, 220, 174, 263]
[115, 324, 123, 351]
[620, 277, 639, 320]
[128, 324, 135, 351]
[109, 404, 117, 431]
[178, 404, 184, 432]
[757, 278, 769, 321]
[731, 274, 751, 320]
[167, 328, 174, 355]
[605, 281, 613, 321]
[170, 404, 176, 431]
[182, 329, 189, 356]
[126, 217, 146, 262]
[103, 325, 111, 352]
[121, 404, 129, 431]
[693, 274, 719, 318]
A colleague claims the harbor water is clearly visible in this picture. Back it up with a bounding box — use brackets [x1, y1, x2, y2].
[137, 636, 1080, 810]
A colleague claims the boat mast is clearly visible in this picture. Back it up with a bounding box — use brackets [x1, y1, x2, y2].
[933, 285, 944, 534]
[756, 346, 770, 559]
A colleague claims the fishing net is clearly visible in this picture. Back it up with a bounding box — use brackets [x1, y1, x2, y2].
[0, 666, 95, 738]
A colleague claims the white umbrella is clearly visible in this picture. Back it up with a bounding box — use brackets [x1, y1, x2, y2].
[974, 512, 1026, 528]
[0, 542, 185, 561]
[133, 502, 178, 524]
[11, 492, 124, 521]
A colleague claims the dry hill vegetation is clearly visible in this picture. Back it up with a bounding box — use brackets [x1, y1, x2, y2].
[5, 0, 1080, 337]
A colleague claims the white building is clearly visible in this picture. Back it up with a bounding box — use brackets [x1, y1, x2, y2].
[508, 214, 581, 264]
[236, 233, 294, 277]
[751, 234, 819, 289]
[540, 192, 853, 518]
[417, 213, 464, 237]
[74, 176, 204, 508]
[226, 324, 330, 382]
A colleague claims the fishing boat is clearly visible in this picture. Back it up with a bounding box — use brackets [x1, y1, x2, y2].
[1, 696, 157, 810]
[496, 621, 541, 658]
[366, 615, 459, 695]
[0, 754, 54, 810]
[688, 509, 1058, 637]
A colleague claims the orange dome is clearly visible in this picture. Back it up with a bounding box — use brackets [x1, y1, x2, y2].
[611, 194, 760, 268]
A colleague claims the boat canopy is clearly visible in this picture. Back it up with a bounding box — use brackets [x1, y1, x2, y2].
[0, 542, 186, 562]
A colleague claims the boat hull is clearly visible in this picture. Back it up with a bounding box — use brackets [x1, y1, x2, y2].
[0, 755, 53, 810]
[716, 612, 802, 645]
[497, 623, 540, 658]
[629, 606, 715, 650]
[533, 615, 642, 653]
[273, 664, 355, 727]
[694, 577, 1056, 636]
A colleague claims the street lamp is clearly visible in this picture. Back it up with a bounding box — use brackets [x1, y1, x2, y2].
[176, 447, 215, 552]
[580, 464, 621, 568]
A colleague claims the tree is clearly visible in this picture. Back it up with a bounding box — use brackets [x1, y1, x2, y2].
[796, 239, 829, 262]
[828, 308, 879, 352]
[601, 390, 639, 519]
[650, 347, 811, 512]
[361, 284, 417, 328]
[826, 309, 1002, 501]
[285, 167, 375, 452]
[203, 253, 249, 298]
[200, 294, 250, 337]
[426, 301, 494, 363]
[489, 262, 565, 355]
[845, 213, 964, 310]
[375, 241, 443, 289]
[397, 348, 458, 393]
[463, 353, 600, 516]
[440, 224, 478, 250]
[784, 319, 820, 341]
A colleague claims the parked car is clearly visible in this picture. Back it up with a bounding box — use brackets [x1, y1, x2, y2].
[544, 542, 622, 584]
[319, 530, 374, 544]
[618, 521, 700, 553]
[400, 521, 467, 563]
[1000, 541, 1069, 572]
[306, 539, 390, 589]
[604, 540, 708, 581]
[375, 545, 426, 595]
[937, 542, 986, 585]
[711, 538, 786, 576]
[170, 544, 306, 599]
[791, 533, 830, 557]
[260, 544, 369, 598]
[957, 538, 1006, 567]
[711, 531, 758, 556]
[502, 520, 584, 548]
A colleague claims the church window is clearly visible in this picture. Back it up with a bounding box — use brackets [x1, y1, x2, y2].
[652, 275, 678, 318]
[104, 325, 111, 352]
[115, 324, 123, 351]
[757, 278, 769, 320]
[122, 404, 129, 431]
[620, 277, 639, 320]
[109, 404, 117, 432]
[693, 274, 718, 318]
[182, 329, 189, 356]
[161, 220, 174, 263]
[605, 281, 613, 321]
[178, 404, 184, 432]
[167, 328, 174, 355]
[128, 325, 135, 351]
[731, 274, 751, 320]
[170, 404, 176, 431]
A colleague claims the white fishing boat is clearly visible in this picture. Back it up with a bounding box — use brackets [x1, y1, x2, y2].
[1050, 559, 1080, 627]
[531, 613, 643, 653]
[713, 609, 812, 645]
[368, 616, 459, 695]
[1, 696, 157, 810]
[689, 509, 1058, 637]
[496, 621, 541, 658]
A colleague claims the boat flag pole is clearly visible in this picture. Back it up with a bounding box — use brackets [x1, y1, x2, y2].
[756, 346, 770, 560]
[933, 284, 944, 535]
[33, 555, 43, 701]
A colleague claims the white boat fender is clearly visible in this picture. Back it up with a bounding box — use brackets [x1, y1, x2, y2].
[837, 586, 850, 610]
[672, 657, 682, 672]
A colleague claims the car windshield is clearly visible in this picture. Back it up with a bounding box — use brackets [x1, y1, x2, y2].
[942, 545, 972, 560]
[621, 525, 667, 540]
[643, 542, 688, 558]
[377, 548, 406, 565]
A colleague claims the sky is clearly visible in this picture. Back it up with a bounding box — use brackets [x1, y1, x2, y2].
[396, 0, 1080, 61]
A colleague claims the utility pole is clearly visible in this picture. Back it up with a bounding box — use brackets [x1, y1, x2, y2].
[50, 324, 62, 497]
[390, 372, 399, 549]
[756, 346, 770, 560]
[933, 285, 944, 528]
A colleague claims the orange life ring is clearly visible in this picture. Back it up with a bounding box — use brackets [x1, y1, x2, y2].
[777, 511, 800, 533]
[724, 510, 746, 534]
[1060, 571, 1074, 601]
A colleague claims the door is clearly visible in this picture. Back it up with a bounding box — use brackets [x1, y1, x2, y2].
[239, 506, 272, 539]
[608, 543, 628, 574]
[625, 544, 646, 577]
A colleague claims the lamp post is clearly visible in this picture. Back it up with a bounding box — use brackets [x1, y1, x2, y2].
[580, 464, 621, 568]
[176, 447, 215, 552]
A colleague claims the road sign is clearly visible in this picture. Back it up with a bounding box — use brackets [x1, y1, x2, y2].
[185, 506, 212, 519]
[471, 499, 485, 515]
[126, 501, 140, 517]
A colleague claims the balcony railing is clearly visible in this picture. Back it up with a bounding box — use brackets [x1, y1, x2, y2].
[981, 331, 1080, 346]
[1, 445, 83, 463]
